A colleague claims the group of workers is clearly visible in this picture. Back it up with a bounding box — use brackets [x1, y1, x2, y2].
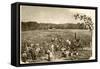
[21, 34, 81, 63]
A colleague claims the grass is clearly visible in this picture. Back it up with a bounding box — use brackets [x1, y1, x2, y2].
[22, 29, 91, 45]
[21, 29, 92, 62]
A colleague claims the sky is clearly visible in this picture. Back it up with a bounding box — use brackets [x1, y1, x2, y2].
[20, 5, 95, 24]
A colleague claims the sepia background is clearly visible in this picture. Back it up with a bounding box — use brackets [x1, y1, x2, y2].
[20, 5, 95, 64]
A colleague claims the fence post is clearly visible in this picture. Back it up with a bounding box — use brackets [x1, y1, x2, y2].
[75, 32, 76, 39]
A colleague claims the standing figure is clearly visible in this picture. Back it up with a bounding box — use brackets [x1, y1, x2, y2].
[21, 51, 27, 63]
[47, 50, 54, 61]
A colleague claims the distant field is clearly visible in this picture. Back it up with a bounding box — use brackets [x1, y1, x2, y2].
[21, 29, 92, 61]
[21, 29, 91, 46]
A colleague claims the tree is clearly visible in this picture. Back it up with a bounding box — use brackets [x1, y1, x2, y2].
[74, 13, 94, 31]
[74, 13, 94, 51]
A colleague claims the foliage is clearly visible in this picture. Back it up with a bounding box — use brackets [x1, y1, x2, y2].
[22, 21, 87, 31]
[74, 13, 94, 31]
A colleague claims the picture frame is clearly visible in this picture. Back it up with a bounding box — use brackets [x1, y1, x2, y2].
[11, 2, 98, 67]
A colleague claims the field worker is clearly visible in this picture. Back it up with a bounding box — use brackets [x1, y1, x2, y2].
[31, 43, 37, 60]
[31, 43, 36, 49]
[22, 40, 27, 53]
[65, 50, 70, 57]
[51, 44, 54, 53]
[22, 51, 27, 63]
[30, 43, 34, 47]
[36, 47, 40, 54]
[26, 46, 33, 61]
[66, 39, 71, 46]
[76, 39, 81, 47]
[55, 45, 59, 51]
[35, 44, 41, 59]
[36, 43, 40, 52]
[74, 51, 79, 56]
[39, 47, 44, 56]
[47, 49, 54, 61]
[26, 45, 31, 53]
[27, 39, 32, 47]
[61, 47, 66, 51]
[61, 47, 66, 57]
[32, 49, 37, 60]
[55, 38, 58, 41]
[28, 45, 38, 61]
[51, 37, 55, 42]
[31, 43, 34, 48]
